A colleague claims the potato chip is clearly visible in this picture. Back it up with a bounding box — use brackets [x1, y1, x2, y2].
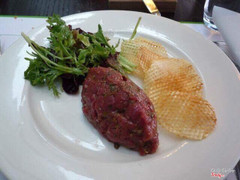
[143, 59, 216, 140]
[120, 36, 216, 140]
[153, 91, 216, 140]
[121, 38, 167, 78]
[120, 40, 142, 76]
[138, 47, 165, 73]
[144, 59, 203, 100]
[134, 37, 168, 57]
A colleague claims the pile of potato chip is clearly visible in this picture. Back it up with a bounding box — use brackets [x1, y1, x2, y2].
[121, 37, 216, 140]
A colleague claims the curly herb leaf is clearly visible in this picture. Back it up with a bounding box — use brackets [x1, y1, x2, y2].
[24, 54, 63, 96]
[22, 14, 138, 96]
[130, 17, 142, 40]
[116, 17, 142, 73]
[47, 14, 76, 58]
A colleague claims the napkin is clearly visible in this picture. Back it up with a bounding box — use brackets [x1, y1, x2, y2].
[213, 6, 240, 66]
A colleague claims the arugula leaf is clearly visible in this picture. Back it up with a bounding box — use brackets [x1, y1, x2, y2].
[130, 17, 142, 40]
[118, 54, 136, 73]
[116, 17, 142, 73]
[77, 34, 90, 47]
[22, 32, 87, 96]
[95, 25, 111, 47]
[22, 14, 138, 96]
[22, 33, 86, 75]
[94, 25, 116, 55]
[47, 14, 76, 59]
[24, 53, 63, 96]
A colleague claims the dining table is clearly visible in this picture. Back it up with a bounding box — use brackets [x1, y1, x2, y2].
[0, 0, 239, 180]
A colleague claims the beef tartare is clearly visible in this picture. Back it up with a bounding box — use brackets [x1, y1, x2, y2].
[82, 67, 159, 155]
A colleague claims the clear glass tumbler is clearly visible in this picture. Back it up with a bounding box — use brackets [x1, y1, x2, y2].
[203, 0, 240, 30]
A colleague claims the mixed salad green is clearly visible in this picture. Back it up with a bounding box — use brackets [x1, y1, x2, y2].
[22, 15, 140, 96]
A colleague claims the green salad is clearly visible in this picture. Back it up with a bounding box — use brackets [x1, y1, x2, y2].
[22, 14, 140, 96]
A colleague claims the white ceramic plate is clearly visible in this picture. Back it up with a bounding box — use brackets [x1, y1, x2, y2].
[0, 11, 240, 180]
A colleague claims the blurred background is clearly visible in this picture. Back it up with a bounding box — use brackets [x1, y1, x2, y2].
[0, 0, 205, 22]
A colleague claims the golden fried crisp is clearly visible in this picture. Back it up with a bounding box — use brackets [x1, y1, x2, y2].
[120, 37, 168, 78]
[121, 36, 216, 140]
[152, 91, 216, 140]
[134, 37, 168, 57]
[144, 59, 204, 100]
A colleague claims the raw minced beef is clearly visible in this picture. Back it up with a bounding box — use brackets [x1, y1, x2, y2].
[82, 67, 159, 155]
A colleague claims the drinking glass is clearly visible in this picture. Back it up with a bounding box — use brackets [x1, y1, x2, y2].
[203, 0, 240, 30]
